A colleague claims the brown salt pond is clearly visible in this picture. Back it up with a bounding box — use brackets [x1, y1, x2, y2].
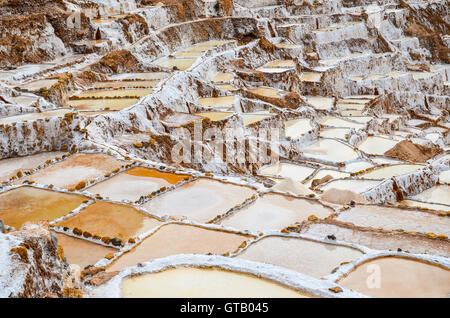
[107, 224, 251, 272]
[238, 236, 363, 279]
[218, 193, 333, 232]
[27, 153, 124, 190]
[0, 151, 65, 183]
[86, 167, 188, 202]
[141, 178, 256, 222]
[248, 87, 282, 99]
[56, 233, 117, 269]
[56, 201, 162, 241]
[335, 205, 450, 236]
[66, 98, 139, 111]
[122, 267, 309, 298]
[0, 187, 87, 229]
[337, 257, 450, 297]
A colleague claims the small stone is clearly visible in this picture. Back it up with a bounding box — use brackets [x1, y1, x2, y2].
[326, 235, 336, 240]
[110, 237, 122, 247]
[329, 286, 343, 293]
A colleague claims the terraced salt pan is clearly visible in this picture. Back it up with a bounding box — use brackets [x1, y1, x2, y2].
[21, 79, 59, 91]
[217, 84, 237, 91]
[302, 139, 359, 162]
[340, 110, 364, 116]
[67, 98, 139, 110]
[319, 128, 349, 140]
[212, 73, 234, 83]
[259, 67, 293, 74]
[74, 88, 153, 99]
[197, 96, 236, 108]
[439, 170, 450, 184]
[237, 236, 363, 279]
[141, 178, 256, 222]
[397, 200, 450, 212]
[411, 185, 450, 206]
[265, 60, 295, 68]
[248, 87, 282, 98]
[0, 187, 87, 229]
[305, 96, 334, 110]
[306, 169, 350, 187]
[86, 167, 188, 202]
[108, 72, 169, 81]
[241, 113, 275, 126]
[358, 136, 399, 155]
[300, 73, 322, 82]
[155, 58, 197, 71]
[56, 201, 162, 241]
[122, 267, 308, 298]
[0, 109, 71, 125]
[320, 179, 381, 194]
[56, 233, 117, 269]
[338, 257, 450, 298]
[335, 205, 450, 236]
[28, 153, 124, 189]
[92, 80, 159, 89]
[0, 151, 65, 183]
[107, 224, 250, 272]
[343, 160, 375, 173]
[195, 111, 233, 122]
[284, 118, 313, 138]
[359, 164, 424, 179]
[258, 162, 315, 181]
[218, 193, 333, 232]
[319, 116, 364, 129]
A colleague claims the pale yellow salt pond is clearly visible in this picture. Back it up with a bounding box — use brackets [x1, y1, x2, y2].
[358, 136, 399, 155]
[248, 87, 282, 98]
[336, 205, 450, 236]
[0, 109, 71, 125]
[0, 151, 65, 183]
[305, 96, 334, 110]
[195, 111, 233, 122]
[319, 116, 364, 129]
[300, 72, 322, 82]
[27, 153, 124, 190]
[258, 162, 315, 181]
[439, 170, 450, 184]
[56, 201, 162, 241]
[412, 185, 450, 206]
[0, 187, 87, 229]
[197, 95, 236, 108]
[218, 193, 333, 232]
[302, 139, 359, 162]
[155, 58, 197, 71]
[338, 257, 450, 298]
[141, 178, 256, 222]
[122, 267, 309, 298]
[265, 60, 295, 68]
[241, 113, 275, 126]
[320, 179, 381, 193]
[359, 164, 424, 179]
[107, 224, 251, 272]
[86, 167, 188, 202]
[74, 88, 153, 99]
[92, 80, 159, 89]
[284, 118, 313, 138]
[343, 160, 374, 173]
[319, 128, 349, 140]
[56, 233, 117, 269]
[238, 236, 363, 279]
[396, 200, 450, 212]
[217, 84, 237, 91]
[212, 72, 234, 83]
[275, 43, 302, 49]
[108, 72, 169, 81]
[67, 98, 139, 111]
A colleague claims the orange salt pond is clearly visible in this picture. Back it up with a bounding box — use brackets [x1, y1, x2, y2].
[122, 267, 309, 298]
[238, 236, 363, 278]
[107, 224, 251, 272]
[86, 167, 188, 202]
[56, 201, 162, 241]
[141, 178, 256, 222]
[56, 233, 117, 269]
[218, 193, 333, 232]
[27, 153, 124, 189]
[0, 187, 87, 229]
[338, 257, 450, 298]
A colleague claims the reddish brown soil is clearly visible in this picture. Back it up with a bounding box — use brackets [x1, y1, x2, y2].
[384, 140, 442, 163]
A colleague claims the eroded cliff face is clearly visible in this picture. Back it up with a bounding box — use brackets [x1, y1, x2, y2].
[0, 222, 80, 298]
